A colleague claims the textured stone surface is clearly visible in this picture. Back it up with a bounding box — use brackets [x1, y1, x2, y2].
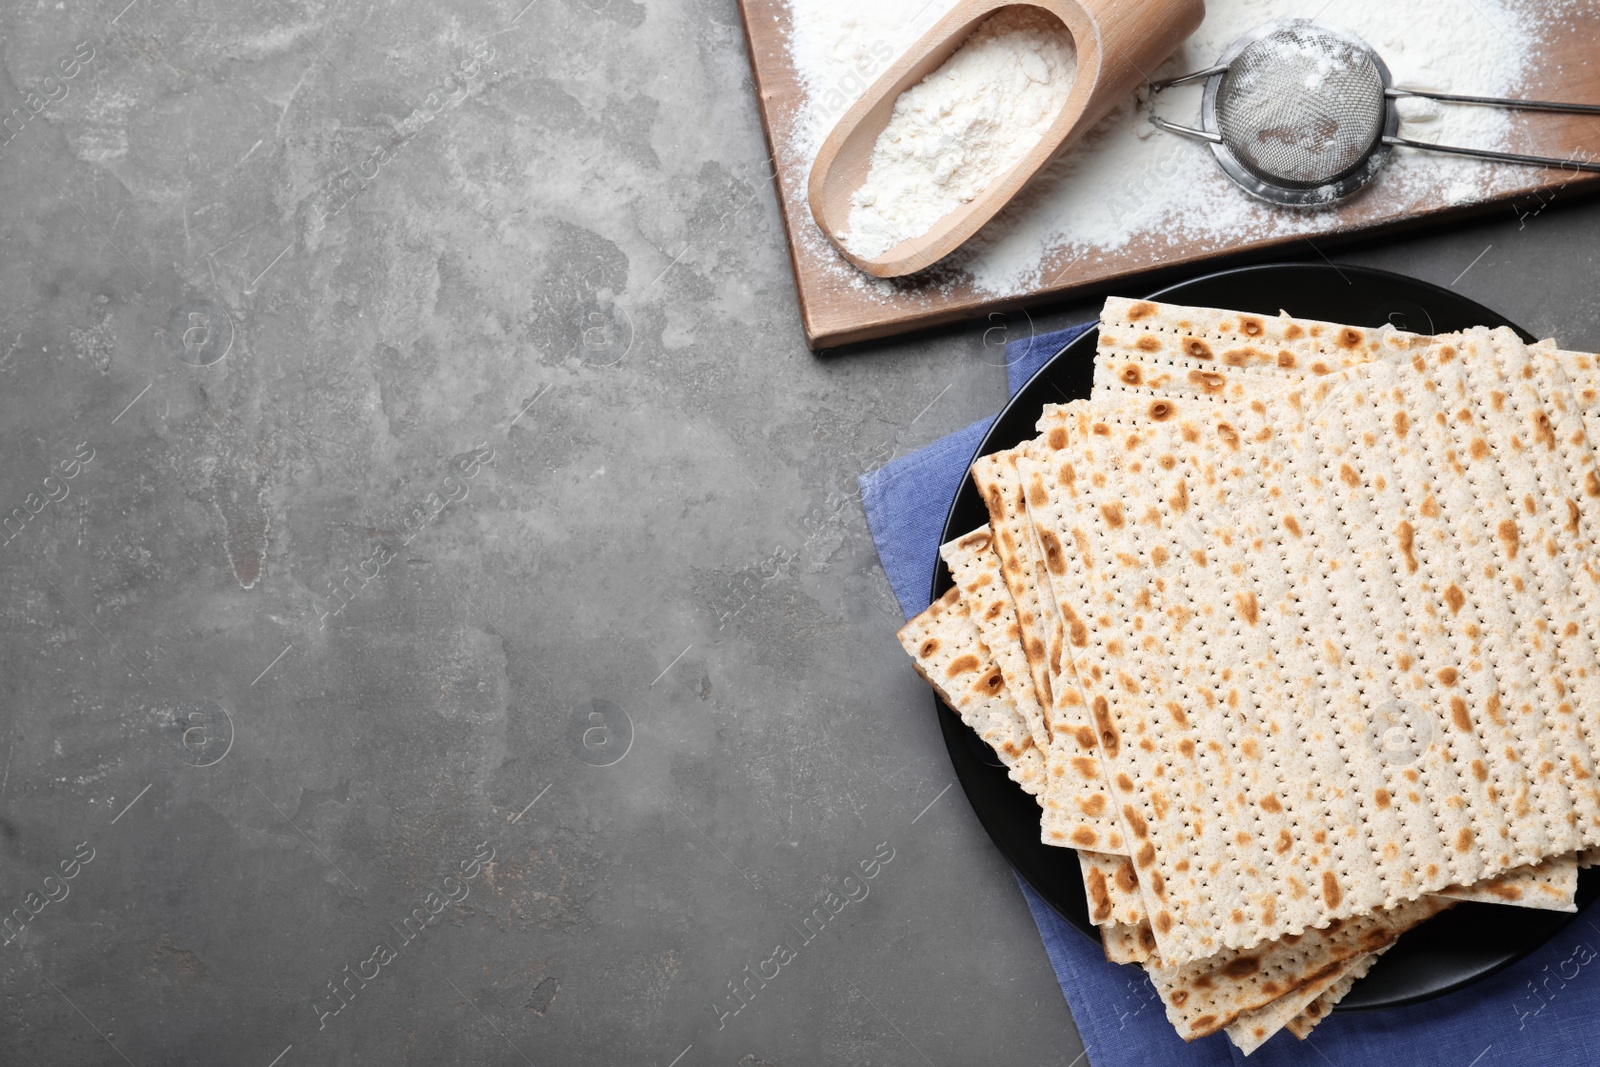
[1, 1, 1598, 1064]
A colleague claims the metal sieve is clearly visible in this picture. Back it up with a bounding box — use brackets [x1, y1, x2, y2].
[1148, 19, 1600, 207]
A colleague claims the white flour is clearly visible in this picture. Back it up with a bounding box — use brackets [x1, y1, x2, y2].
[784, 0, 1567, 297]
[845, 8, 1078, 258]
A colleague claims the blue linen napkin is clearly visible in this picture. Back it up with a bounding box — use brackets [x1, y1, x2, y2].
[859, 324, 1598, 1066]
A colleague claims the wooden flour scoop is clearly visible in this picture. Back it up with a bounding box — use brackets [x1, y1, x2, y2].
[807, 0, 1204, 278]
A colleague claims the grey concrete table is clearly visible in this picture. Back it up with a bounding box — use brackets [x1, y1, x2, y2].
[2, 2, 1597, 1064]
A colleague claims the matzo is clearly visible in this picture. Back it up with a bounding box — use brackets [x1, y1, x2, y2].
[1081, 848, 1143, 927]
[970, 449, 1058, 715]
[1480, 332, 1600, 839]
[940, 525, 1052, 754]
[1102, 920, 1155, 965]
[975, 409, 1132, 855]
[1435, 853, 1578, 910]
[1095, 297, 1600, 450]
[1020, 399, 1233, 957]
[1144, 895, 1451, 1040]
[1285, 951, 1380, 1040]
[1224, 954, 1368, 1055]
[1453, 332, 1600, 829]
[1105, 316, 1596, 911]
[896, 589, 1044, 796]
[1027, 343, 1596, 964]
[1421, 335, 1587, 858]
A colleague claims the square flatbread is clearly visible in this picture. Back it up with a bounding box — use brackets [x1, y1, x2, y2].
[1024, 341, 1600, 965]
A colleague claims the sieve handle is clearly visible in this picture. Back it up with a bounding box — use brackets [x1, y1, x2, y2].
[1148, 115, 1222, 143]
[1384, 135, 1600, 173]
[1388, 88, 1600, 116]
[1149, 65, 1227, 91]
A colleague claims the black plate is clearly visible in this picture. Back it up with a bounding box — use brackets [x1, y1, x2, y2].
[933, 262, 1600, 1010]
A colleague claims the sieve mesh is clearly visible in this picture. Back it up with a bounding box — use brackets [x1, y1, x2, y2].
[1213, 25, 1386, 189]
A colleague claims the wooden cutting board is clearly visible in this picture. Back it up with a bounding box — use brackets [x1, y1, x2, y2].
[738, 2, 1600, 350]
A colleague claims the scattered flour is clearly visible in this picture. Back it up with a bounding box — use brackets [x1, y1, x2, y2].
[845, 8, 1078, 258]
[784, 0, 1566, 298]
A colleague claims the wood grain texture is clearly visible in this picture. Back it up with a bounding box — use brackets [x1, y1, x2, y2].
[738, 2, 1600, 350]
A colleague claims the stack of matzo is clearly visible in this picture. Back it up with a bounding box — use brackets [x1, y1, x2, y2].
[899, 297, 1600, 1054]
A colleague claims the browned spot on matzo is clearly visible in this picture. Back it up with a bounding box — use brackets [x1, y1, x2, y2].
[1166, 700, 1189, 729]
[1123, 805, 1149, 839]
[1235, 591, 1259, 625]
[1063, 605, 1088, 647]
[1071, 528, 1094, 570]
[1221, 956, 1261, 978]
[1396, 521, 1417, 573]
[1115, 860, 1137, 892]
[946, 654, 980, 676]
[1497, 518, 1520, 558]
[1092, 696, 1119, 756]
[1087, 866, 1112, 920]
[1038, 529, 1066, 574]
[1534, 411, 1556, 450]
[956, 529, 992, 551]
